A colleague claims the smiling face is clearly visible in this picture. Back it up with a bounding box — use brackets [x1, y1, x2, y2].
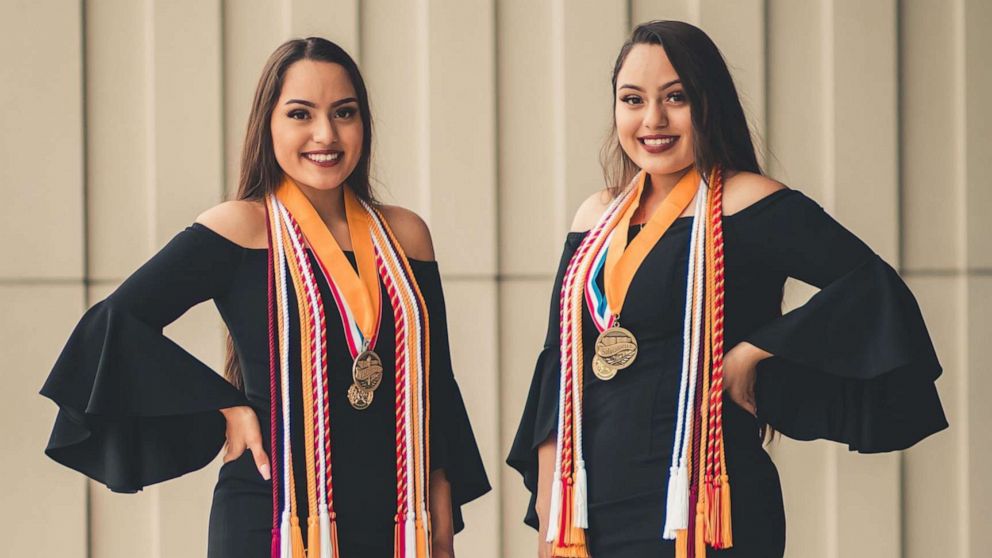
[614, 43, 695, 178]
[270, 60, 364, 192]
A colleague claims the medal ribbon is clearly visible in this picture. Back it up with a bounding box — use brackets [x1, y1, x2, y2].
[276, 178, 381, 357]
[602, 168, 701, 320]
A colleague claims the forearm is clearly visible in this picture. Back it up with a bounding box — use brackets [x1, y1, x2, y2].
[736, 341, 773, 363]
[536, 435, 556, 540]
[430, 469, 455, 557]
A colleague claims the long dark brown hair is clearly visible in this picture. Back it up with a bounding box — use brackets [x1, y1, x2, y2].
[224, 37, 376, 389]
[602, 20, 762, 195]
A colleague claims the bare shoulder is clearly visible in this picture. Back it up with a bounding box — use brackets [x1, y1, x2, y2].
[195, 200, 268, 249]
[571, 189, 614, 232]
[379, 204, 435, 261]
[722, 171, 787, 215]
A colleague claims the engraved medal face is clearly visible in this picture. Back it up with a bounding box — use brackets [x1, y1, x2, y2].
[348, 383, 374, 410]
[594, 326, 638, 372]
[352, 350, 384, 392]
[592, 354, 618, 381]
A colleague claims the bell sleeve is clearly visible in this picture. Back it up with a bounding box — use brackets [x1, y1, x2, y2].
[742, 191, 948, 453]
[40, 223, 250, 493]
[414, 261, 492, 534]
[506, 233, 582, 529]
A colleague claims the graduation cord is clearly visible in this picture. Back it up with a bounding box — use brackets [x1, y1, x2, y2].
[278, 205, 334, 557]
[547, 183, 637, 556]
[266, 197, 297, 557]
[705, 171, 732, 548]
[364, 198, 433, 556]
[266, 204, 283, 557]
[664, 186, 706, 538]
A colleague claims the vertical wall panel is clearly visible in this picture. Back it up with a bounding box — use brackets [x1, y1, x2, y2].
[965, 276, 992, 556]
[558, 1, 628, 219]
[962, 0, 992, 270]
[698, 0, 767, 156]
[0, 0, 84, 281]
[427, 0, 497, 276]
[632, 0, 695, 25]
[901, 0, 961, 272]
[86, 0, 151, 281]
[831, 0, 898, 260]
[362, 0, 425, 211]
[499, 279, 556, 556]
[2, 286, 87, 557]
[445, 281, 500, 557]
[498, 0, 558, 276]
[904, 276, 962, 558]
[151, 0, 225, 244]
[290, 0, 360, 57]
[962, 2, 992, 555]
[224, 0, 285, 195]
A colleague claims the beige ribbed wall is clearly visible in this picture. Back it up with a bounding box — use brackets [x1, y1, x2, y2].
[3, 1, 988, 557]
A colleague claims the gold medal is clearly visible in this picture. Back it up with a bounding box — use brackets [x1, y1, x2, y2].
[594, 326, 638, 373]
[348, 383, 374, 410]
[353, 350, 384, 392]
[592, 355, 618, 381]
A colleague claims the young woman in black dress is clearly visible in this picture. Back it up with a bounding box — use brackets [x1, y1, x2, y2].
[508, 20, 946, 558]
[42, 37, 489, 558]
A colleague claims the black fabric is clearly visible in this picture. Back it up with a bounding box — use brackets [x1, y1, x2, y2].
[42, 222, 490, 558]
[507, 188, 946, 557]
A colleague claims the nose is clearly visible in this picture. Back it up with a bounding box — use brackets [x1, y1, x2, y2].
[642, 100, 668, 130]
[312, 114, 338, 145]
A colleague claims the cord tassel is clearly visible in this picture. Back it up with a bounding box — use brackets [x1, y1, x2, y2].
[551, 482, 590, 558]
[307, 515, 321, 558]
[290, 516, 305, 558]
[319, 506, 332, 558]
[573, 461, 589, 529]
[280, 512, 291, 558]
[405, 514, 417, 557]
[271, 527, 281, 558]
[664, 462, 690, 538]
[676, 529, 688, 558]
[416, 517, 429, 557]
[694, 504, 707, 558]
[720, 475, 733, 548]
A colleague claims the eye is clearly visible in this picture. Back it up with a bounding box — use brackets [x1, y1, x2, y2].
[334, 106, 358, 119]
[619, 95, 643, 106]
[665, 91, 687, 104]
[288, 109, 310, 120]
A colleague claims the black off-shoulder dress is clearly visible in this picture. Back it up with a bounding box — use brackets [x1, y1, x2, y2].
[507, 189, 947, 557]
[41, 223, 491, 557]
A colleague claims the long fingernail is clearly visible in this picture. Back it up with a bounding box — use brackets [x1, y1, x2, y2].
[260, 464, 271, 480]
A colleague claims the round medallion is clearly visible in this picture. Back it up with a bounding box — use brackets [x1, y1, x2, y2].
[594, 326, 638, 371]
[592, 355, 618, 381]
[347, 383, 374, 410]
[352, 350, 384, 392]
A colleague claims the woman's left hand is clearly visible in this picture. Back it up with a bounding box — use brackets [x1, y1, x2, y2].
[722, 342, 771, 417]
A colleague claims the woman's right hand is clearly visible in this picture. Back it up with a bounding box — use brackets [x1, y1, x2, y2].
[220, 406, 271, 480]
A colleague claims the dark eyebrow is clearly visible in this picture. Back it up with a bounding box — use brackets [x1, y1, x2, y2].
[283, 97, 359, 108]
[617, 79, 682, 92]
[331, 97, 358, 107]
